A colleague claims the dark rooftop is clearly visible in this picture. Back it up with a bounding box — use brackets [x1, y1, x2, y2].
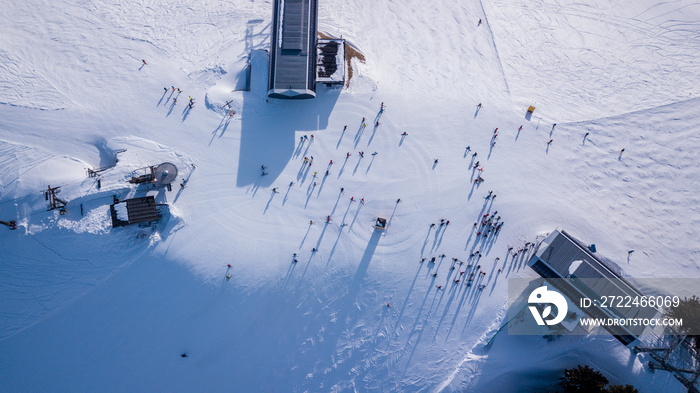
[110, 196, 158, 228]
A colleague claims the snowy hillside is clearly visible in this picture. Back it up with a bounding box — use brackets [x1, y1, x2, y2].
[1, 0, 699, 392]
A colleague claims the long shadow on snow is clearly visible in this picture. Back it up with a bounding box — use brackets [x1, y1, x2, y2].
[237, 80, 340, 188]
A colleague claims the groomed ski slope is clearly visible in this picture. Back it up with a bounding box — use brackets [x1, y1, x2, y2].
[1, 0, 699, 391]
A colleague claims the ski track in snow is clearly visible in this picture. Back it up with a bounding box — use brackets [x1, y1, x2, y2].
[0, 0, 699, 392]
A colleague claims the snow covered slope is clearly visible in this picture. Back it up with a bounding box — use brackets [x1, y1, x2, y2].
[1, 0, 699, 391]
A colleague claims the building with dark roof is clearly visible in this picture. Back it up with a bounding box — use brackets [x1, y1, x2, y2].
[528, 229, 659, 347]
[110, 196, 159, 228]
[268, 0, 318, 99]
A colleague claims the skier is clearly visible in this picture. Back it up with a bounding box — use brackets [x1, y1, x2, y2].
[261, 165, 267, 170]
[347, 152, 351, 158]
[472, 152, 478, 158]
[312, 248, 317, 252]
[343, 125, 347, 131]
[465, 146, 471, 152]
[164, 87, 168, 92]
[518, 125, 522, 131]
[372, 151, 378, 156]
[477, 19, 482, 26]
[360, 198, 365, 204]
[547, 139, 553, 145]
[272, 187, 278, 193]
[434, 159, 439, 164]
[620, 148, 625, 154]
[584, 132, 590, 138]
[329, 160, 334, 165]
[361, 117, 365, 122]
[289, 181, 294, 186]
[340, 187, 344, 193]
[350, 197, 355, 201]
[359, 152, 364, 157]
[261, 171, 268, 176]
[401, 132, 408, 136]
[396, 198, 401, 203]
[326, 215, 331, 223]
[375, 121, 380, 127]
[310, 134, 314, 141]
[173, 98, 177, 104]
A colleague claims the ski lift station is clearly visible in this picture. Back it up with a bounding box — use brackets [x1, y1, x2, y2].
[528, 229, 659, 348]
[268, 0, 345, 99]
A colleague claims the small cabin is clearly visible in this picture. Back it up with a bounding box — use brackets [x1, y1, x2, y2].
[110, 196, 159, 228]
[316, 39, 345, 86]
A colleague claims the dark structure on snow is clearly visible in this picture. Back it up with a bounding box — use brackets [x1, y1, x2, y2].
[528, 229, 658, 347]
[529, 230, 700, 393]
[268, 0, 318, 99]
[110, 196, 159, 228]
